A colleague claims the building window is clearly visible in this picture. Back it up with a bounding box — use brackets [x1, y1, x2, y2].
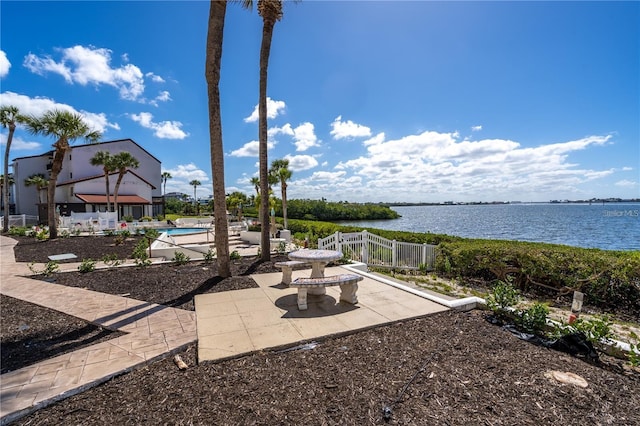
[70, 172, 73, 179]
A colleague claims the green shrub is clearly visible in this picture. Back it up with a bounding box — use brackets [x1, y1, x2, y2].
[516, 302, 549, 333]
[101, 254, 122, 268]
[485, 279, 520, 317]
[571, 315, 613, 343]
[123, 215, 134, 222]
[28, 261, 59, 277]
[230, 250, 241, 260]
[172, 251, 190, 265]
[78, 259, 97, 273]
[203, 248, 215, 263]
[140, 216, 153, 222]
[8, 226, 29, 236]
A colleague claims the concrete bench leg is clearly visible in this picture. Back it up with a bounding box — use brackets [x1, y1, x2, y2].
[281, 267, 293, 285]
[297, 288, 308, 310]
[339, 282, 358, 304]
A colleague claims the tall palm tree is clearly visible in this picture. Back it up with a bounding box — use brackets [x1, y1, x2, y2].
[24, 174, 48, 205]
[190, 179, 201, 215]
[270, 158, 292, 229]
[1, 105, 26, 232]
[24, 110, 101, 239]
[250, 175, 261, 219]
[257, 0, 284, 261]
[110, 151, 139, 220]
[161, 171, 172, 195]
[90, 151, 114, 212]
[205, 0, 231, 277]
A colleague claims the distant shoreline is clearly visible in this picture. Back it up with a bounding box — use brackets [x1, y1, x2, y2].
[388, 199, 640, 207]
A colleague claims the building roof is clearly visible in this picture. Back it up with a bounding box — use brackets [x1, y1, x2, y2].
[75, 194, 150, 204]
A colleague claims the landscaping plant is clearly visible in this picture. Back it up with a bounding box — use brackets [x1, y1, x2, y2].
[78, 259, 97, 273]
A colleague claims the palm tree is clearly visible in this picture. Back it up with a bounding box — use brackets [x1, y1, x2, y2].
[270, 158, 292, 229]
[24, 110, 101, 239]
[1, 105, 26, 232]
[257, 0, 284, 261]
[0, 174, 15, 221]
[190, 179, 201, 215]
[110, 152, 139, 220]
[24, 174, 48, 205]
[161, 171, 172, 195]
[205, 0, 231, 277]
[90, 151, 114, 212]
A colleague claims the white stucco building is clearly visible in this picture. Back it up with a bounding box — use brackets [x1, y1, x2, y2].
[12, 138, 163, 220]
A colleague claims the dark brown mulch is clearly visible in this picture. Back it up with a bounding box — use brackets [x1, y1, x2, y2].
[0, 296, 125, 375]
[4, 236, 640, 425]
[10, 310, 640, 426]
[12, 234, 144, 264]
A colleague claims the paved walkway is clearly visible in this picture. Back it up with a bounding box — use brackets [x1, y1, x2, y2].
[0, 236, 197, 424]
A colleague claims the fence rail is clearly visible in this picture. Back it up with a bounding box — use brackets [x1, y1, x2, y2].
[318, 230, 437, 271]
[0, 214, 40, 228]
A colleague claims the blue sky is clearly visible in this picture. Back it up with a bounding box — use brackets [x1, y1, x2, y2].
[1, 1, 638, 203]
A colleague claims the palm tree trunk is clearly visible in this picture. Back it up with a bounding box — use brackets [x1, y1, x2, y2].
[113, 174, 124, 220]
[3, 125, 14, 233]
[47, 144, 66, 239]
[259, 19, 276, 262]
[105, 173, 111, 212]
[205, 0, 230, 277]
[282, 182, 288, 229]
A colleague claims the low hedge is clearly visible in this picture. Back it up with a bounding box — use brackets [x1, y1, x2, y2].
[436, 239, 640, 316]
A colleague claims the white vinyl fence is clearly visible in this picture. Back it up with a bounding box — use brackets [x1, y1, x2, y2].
[318, 230, 437, 271]
[0, 214, 40, 227]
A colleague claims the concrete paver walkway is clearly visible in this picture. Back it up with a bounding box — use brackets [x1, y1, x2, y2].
[0, 236, 197, 424]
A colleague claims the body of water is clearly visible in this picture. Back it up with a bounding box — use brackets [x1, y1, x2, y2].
[338, 203, 640, 251]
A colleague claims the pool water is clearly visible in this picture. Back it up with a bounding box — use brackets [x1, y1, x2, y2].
[155, 227, 211, 236]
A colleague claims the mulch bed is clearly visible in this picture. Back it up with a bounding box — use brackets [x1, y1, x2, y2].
[3, 235, 640, 425]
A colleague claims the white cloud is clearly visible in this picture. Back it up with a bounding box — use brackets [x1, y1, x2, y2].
[615, 179, 638, 187]
[145, 72, 165, 83]
[244, 97, 286, 123]
[291, 122, 319, 151]
[23, 45, 146, 101]
[471, 125, 482, 132]
[229, 140, 276, 157]
[622, 167, 633, 171]
[330, 115, 371, 140]
[0, 50, 10, 78]
[0, 134, 41, 151]
[149, 90, 171, 107]
[129, 112, 188, 139]
[0, 91, 119, 134]
[323, 131, 618, 202]
[284, 154, 318, 171]
[162, 163, 211, 197]
[268, 123, 294, 139]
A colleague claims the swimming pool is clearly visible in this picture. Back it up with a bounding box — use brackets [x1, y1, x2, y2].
[155, 227, 212, 236]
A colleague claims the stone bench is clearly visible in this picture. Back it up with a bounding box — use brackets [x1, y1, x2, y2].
[275, 260, 310, 285]
[290, 274, 364, 310]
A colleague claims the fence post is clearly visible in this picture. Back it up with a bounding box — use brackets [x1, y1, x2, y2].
[422, 243, 427, 268]
[392, 240, 397, 268]
[362, 230, 368, 264]
[21, 214, 26, 227]
[336, 231, 341, 252]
